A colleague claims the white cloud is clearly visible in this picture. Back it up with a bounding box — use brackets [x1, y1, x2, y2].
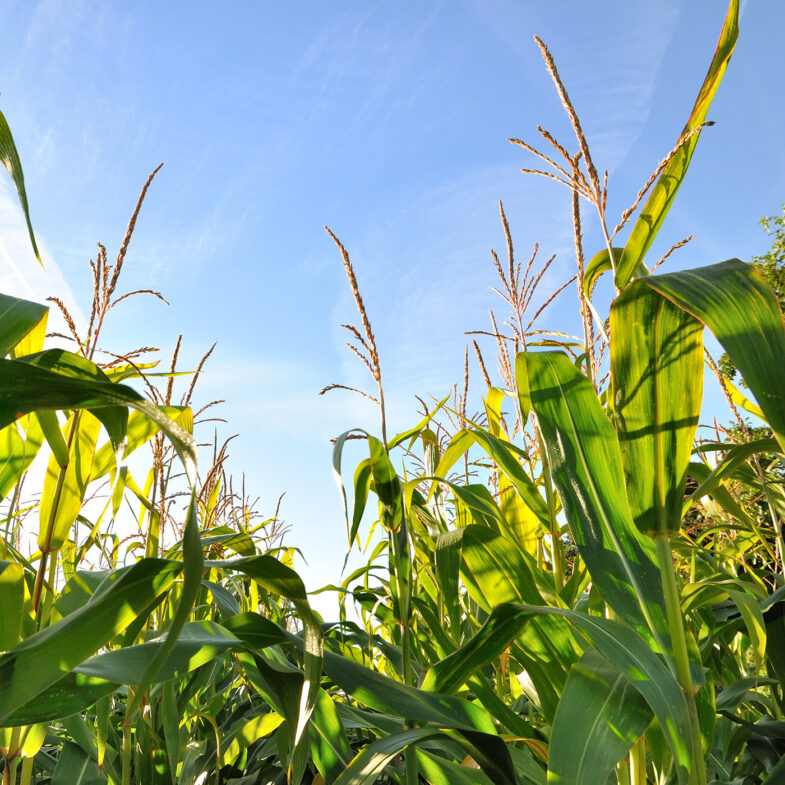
[0, 187, 85, 339]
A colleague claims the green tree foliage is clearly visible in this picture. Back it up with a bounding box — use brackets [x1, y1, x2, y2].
[720, 204, 785, 380]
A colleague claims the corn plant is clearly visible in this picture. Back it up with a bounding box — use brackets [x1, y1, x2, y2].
[3, 1, 785, 783]
[322, 2, 784, 784]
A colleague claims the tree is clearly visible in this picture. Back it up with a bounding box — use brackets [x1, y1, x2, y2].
[720, 204, 785, 380]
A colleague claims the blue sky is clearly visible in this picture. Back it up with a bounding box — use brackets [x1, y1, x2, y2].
[1, 0, 784, 614]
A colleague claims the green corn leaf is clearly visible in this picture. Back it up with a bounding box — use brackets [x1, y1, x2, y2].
[331, 729, 452, 785]
[123, 495, 203, 725]
[387, 394, 449, 449]
[333, 728, 516, 785]
[610, 282, 703, 534]
[0, 108, 41, 264]
[38, 411, 101, 553]
[614, 0, 739, 287]
[423, 602, 691, 783]
[725, 376, 766, 421]
[643, 259, 785, 451]
[522, 351, 669, 648]
[459, 526, 580, 685]
[34, 409, 69, 468]
[320, 647, 496, 733]
[310, 689, 352, 784]
[0, 560, 24, 650]
[50, 741, 103, 785]
[5, 614, 288, 725]
[160, 681, 179, 781]
[0, 558, 181, 724]
[484, 386, 511, 437]
[209, 554, 323, 785]
[432, 427, 548, 524]
[0, 354, 196, 478]
[89, 405, 192, 481]
[416, 748, 495, 785]
[0, 415, 44, 501]
[0, 293, 47, 356]
[223, 711, 285, 766]
[74, 620, 235, 685]
[685, 437, 781, 508]
[367, 433, 402, 530]
[446, 481, 506, 529]
[421, 594, 577, 698]
[547, 650, 652, 785]
[498, 473, 541, 555]
[584, 247, 624, 298]
[350, 458, 372, 546]
[434, 529, 463, 630]
[460, 525, 543, 608]
[17, 350, 129, 449]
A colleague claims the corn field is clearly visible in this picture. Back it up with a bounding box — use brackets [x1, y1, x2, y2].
[2, 2, 785, 783]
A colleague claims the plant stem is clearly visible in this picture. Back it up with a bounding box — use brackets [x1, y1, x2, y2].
[33, 413, 80, 619]
[537, 432, 563, 592]
[629, 735, 646, 785]
[654, 534, 705, 785]
[19, 755, 34, 785]
[122, 688, 135, 785]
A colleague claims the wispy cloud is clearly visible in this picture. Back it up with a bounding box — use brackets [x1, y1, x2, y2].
[0, 187, 85, 337]
[461, 0, 681, 174]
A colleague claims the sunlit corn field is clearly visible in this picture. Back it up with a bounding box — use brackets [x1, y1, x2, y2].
[2, 2, 785, 784]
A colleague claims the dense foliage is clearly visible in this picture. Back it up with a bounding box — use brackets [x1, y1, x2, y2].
[2, 2, 785, 784]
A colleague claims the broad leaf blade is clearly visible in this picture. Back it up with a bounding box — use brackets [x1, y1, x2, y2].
[522, 351, 669, 648]
[547, 650, 652, 785]
[0, 558, 181, 723]
[0, 293, 47, 356]
[643, 259, 785, 451]
[610, 282, 703, 534]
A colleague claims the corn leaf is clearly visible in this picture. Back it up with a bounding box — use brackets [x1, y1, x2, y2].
[522, 351, 669, 648]
[614, 0, 739, 287]
[0, 108, 40, 264]
[610, 281, 703, 534]
[0, 558, 181, 723]
[643, 259, 785, 451]
[0, 293, 47, 356]
[547, 650, 652, 785]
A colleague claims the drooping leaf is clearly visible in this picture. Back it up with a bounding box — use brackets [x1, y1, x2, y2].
[686, 437, 781, 509]
[416, 748, 495, 785]
[0, 108, 41, 264]
[320, 647, 496, 733]
[0, 292, 47, 356]
[433, 427, 548, 525]
[0, 354, 196, 478]
[17, 350, 129, 449]
[420, 602, 692, 783]
[89, 405, 193, 481]
[38, 411, 101, 553]
[333, 728, 516, 785]
[643, 259, 785, 453]
[209, 554, 323, 785]
[309, 689, 352, 784]
[584, 247, 623, 298]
